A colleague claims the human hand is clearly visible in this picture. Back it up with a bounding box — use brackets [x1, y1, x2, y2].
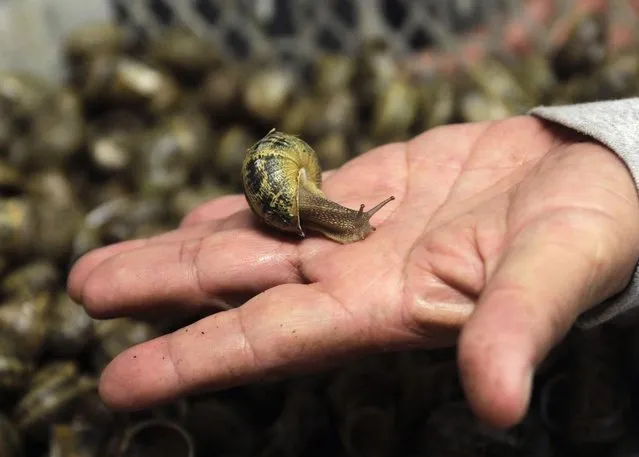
[67, 115, 639, 428]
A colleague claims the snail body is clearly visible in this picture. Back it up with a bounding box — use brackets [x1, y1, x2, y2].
[241, 130, 394, 244]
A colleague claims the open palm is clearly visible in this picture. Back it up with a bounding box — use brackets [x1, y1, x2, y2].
[68, 115, 639, 428]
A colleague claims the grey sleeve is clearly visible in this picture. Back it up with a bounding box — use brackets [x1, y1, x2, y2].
[527, 98, 639, 328]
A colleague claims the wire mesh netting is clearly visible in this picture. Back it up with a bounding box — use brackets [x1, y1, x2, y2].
[0, 0, 534, 82]
[2, 0, 638, 82]
[112, 0, 516, 57]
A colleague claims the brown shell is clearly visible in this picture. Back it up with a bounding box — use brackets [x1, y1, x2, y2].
[241, 130, 323, 236]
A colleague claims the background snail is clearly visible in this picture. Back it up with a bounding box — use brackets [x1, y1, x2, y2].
[241, 129, 395, 244]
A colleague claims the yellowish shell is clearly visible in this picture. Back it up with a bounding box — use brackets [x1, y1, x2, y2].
[241, 130, 323, 236]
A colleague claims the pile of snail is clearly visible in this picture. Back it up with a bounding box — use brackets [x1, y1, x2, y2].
[1, 12, 639, 457]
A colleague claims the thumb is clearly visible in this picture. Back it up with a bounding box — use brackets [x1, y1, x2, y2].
[457, 213, 630, 429]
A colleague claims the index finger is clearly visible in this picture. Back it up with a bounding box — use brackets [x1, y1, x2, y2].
[73, 229, 303, 319]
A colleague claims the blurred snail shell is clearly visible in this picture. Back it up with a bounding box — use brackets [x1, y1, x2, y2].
[417, 401, 488, 455]
[415, 76, 455, 131]
[46, 292, 94, 357]
[465, 58, 534, 117]
[0, 198, 37, 257]
[354, 136, 378, 156]
[64, 22, 130, 62]
[596, 51, 639, 99]
[5, 137, 35, 172]
[314, 132, 350, 170]
[0, 343, 34, 392]
[73, 388, 115, 427]
[216, 126, 257, 187]
[49, 422, 110, 457]
[79, 55, 180, 114]
[32, 201, 81, 262]
[0, 73, 50, 121]
[314, 53, 356, 95]
[564, 328, 628, 447]
[89, 131, 137, 173]
[509, 53, 557, 104]
[306, 91, 358, 138]
[459, 89, 512, 123]
[338, 405, 395, 457]
[171, 181, 230, 220]
[241, 130, 395, 244]
[0, 413, 22, 457]
[243, 68, 297, 123]
[371, 75, 419, 142]
[115, 419, 195, 457]
[0, 292, 51, 359]
[25, 171, 84, 261]
[70, 196, 134, 263]
[148, 27, 219, 78]
[549, 77, 600, 106]
[0, 163, 23, 192]
[26, 170, 78, 206]
[355, 39, 399, 109]
[551, 13, 607, 80]
[0, 111, 14, 151]
[135, 112, 212, 196]
[1, 260, 59, 299]
[258, 382, 330, 457]
[184, 397, 256, 455]
[13, 361, 95, 438]
[280, 95, 315, 135]
[72, 196, 168, 261]
[28, 88, 85, 169]
[200, 65, 245, 116]
[87, 110, 147, 174]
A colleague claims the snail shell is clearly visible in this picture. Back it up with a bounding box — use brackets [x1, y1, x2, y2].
[0, 343, 34, 392]
[49, 422, 111, 457]
[13, 361, 95, 438]
[241, 129, 395, 244]
[0, 413, 21, 457]
[0, 198, 37, 258]
[115, 419, 196, 457]
[1, 260, 59, 299]
[46, 292, 95, 357]
[0, 292, 51, 359]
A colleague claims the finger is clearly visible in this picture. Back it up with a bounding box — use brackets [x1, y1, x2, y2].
[97, 283, 425, 411]
[68, 221, 222, 303]
[458, 212, 628, 429]
[79, 230, 303, 318]
[68, 207, 262, 303]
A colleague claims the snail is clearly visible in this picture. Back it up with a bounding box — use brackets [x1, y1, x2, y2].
[0, 342, 34, 392]
[241, 129, 395, 244]
[1, 260, 59, 299]
[13, 361, 96, 438]
[46, 291, 95, 357]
